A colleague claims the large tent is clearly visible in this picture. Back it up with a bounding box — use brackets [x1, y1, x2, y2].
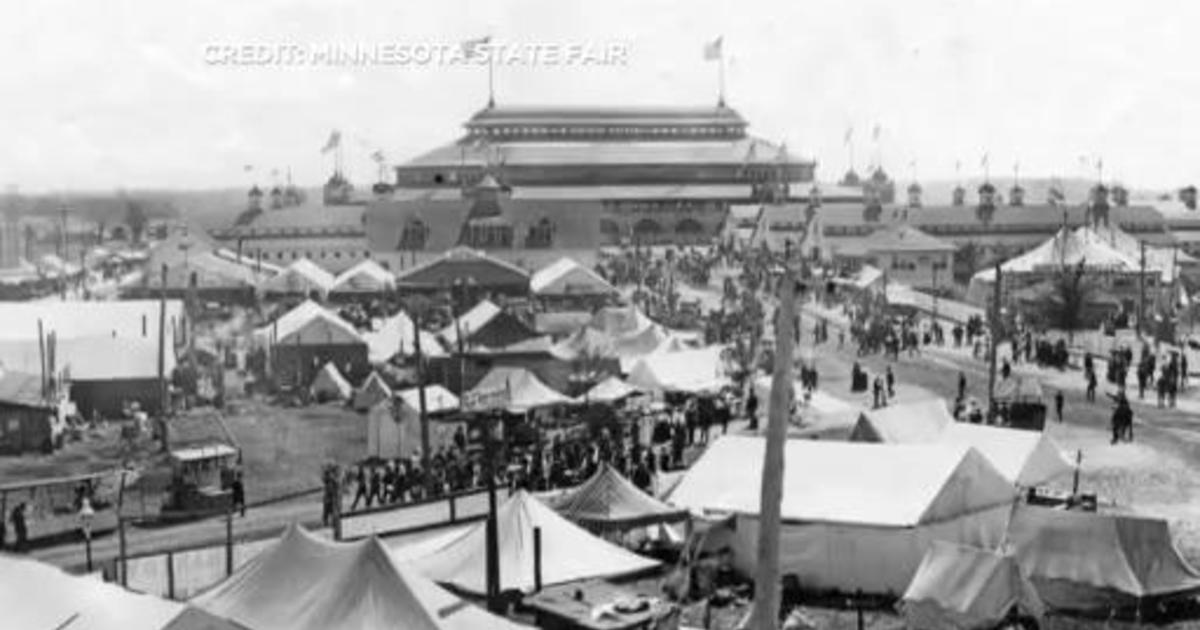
[626, 346, 729, 394]
[310, 362, 353, 400]
[464, 366, 574, 413]
[667, 436, 1017, 594]
[530, 257, 616, 299]
[548, 463, 688, 531]
[254, 300, 369, 384]
[409, 490, 660, 594]
[0, 553, 242, 630]
[849, 402, 1073, 487]
[192, 524, 527, 630]
[900, 541, 1044, 630]
[259, 258, 335, 297]
[353, 371, 393, 411]
[361, 311, 446, 363]
[589, 305, 654, 337]
[583, 376, 641, 403]
[848, 399, 955, 443]
[329, 259, 396, 296]
[1007, 506, 1200, 612]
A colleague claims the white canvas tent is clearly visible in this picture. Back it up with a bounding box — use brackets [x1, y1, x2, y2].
[530, 257, 616, 297]
[0, 553, 240, 630]
[330, 259, 396, 295]
[367, 385, 460, 460]
[409, 490, 660, 594]
[584, 376, 641, 403]
[438, 300, 500, 349]
[253, 300, 364, 346]
[1007, 505, 1200, 612]
[192, 524, 527, 630]
[464, 366, 574, 413]
[626, 346, 729, 394]
[900, 542, 1044, 630]
[310, 362, 353, 400]
[353, 371, 393, 411]
[850, 402, 1073, 487]
[362, 311, 446, 363]
[260, 259, 335, 297]
[667, 436, 1017, 595]
[848, 399, 955, 443]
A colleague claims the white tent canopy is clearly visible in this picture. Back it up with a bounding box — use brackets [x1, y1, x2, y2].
[192, 524, 526, 630]
[254, 300, 364, 346]
[901, 542, 1044, 630]
[626, 346, 729, 394]
[367, 385, 461, 460]
[310, 362, 353, 400]
[408, 490, 660, 594]
[353, 371, 393, 411]
[584, 376, 641, 403]
[362, 311, 446, 363]
[260, 258, 336, 296]
[849, 399, 955, 443]
[530, 257, 616, 297]
[465, 366, 574, 413]
[330, 259, 396, 294]
[668, 436, 1017, 594]
[439, 300, 500, 348]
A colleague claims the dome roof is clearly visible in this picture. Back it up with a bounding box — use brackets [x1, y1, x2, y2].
[269, 186, 283, 195]
[907, 182, 923, 193]
[978, 182, 997, 194]
[871, 167, 890, 182]
[841, 169, 861, 185]
[372, 182, 394, 194]
[248, 185, 263, 197]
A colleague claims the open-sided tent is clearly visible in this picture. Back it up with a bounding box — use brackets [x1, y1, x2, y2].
[353, 371, 393, 411]
[260, 258, 335, 298]
[310, 362, 353, 401]
[410, 490, 660, 594]
[192, 524, 527, 630]
[626, 346, 729, 394]
[530, 257, 616, 299]
[464, 366, 574, 413]
[1007, 505, 1200, 612]
[330, 259, 395, 296]
[900, 541, 1044, 630]
[583, 376, 641, 403]
[0, 553, 243, 630]
[548, 463, 688, 532]
[367, 385, 460, 460]
[849, 399, 955, 443]
[667, 436, 1017, 595]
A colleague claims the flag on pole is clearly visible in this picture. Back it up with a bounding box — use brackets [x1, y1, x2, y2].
[371, 150, 386, 164]
[872, 124, 881, 141]
[461, 35, 491, 59]
[320, 130, 341, 154]
[843, 127, 853, 146]
[703, 36, 723, 61]
[980, 153, 990, 168]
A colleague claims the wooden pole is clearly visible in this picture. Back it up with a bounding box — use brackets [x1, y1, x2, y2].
[37, 318, 46, 399]
[157, 264, 169, 451]
[750, 265, 796, 630]
[987, 262, 1001, 416]
[1139, 240, 1147, 340]
[413, 308, 431, 469]
[118, 517, 128, 587]
[166, 551, 175, 599]
[225, 507, 234, 576]
[484, 411, 502, 612]
[533, 526, 543, 592]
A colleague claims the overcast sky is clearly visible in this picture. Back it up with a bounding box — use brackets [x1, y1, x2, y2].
[2, 0, 1197, 193]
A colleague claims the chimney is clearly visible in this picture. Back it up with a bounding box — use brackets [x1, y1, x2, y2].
[1179, 186, 1197, 211]
[906, 182, 922, 209]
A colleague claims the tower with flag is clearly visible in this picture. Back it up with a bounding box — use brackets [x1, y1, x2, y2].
[704, 36, 726, 106]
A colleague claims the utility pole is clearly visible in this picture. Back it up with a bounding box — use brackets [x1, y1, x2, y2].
[483, 409, 502, 612]
[157, 263, 169, 452]
[750, 262, 796, 630]
[412, 307, 431, 470]
[1138, 240, 1147, 341]
[987, 262, 1001, 416]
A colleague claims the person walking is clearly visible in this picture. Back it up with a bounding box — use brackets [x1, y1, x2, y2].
[957, 372, 967, 400]
[11, 503, 27, 552]
[231, 472, 246, 517]
[886, 366, 895, 399]
[1086, 370, 1097, 402]
[350, 466, 368, 511]
[1054, 389, 1064, 423]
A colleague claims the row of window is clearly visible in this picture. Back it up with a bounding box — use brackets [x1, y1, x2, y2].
[257, 249, 372, 262]
[468, 125, 742, 139]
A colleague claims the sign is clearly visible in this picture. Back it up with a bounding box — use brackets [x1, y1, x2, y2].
[461, 386, 509, 412]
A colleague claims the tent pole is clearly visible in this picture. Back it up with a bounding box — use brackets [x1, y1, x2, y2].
[414, 307, 431, 470]
[158, 263, 169, 452]
[533, 526, 543, 592]
[484, 410, 502, 612]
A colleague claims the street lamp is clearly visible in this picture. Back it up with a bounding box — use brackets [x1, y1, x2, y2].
[79, 497, 95, 573]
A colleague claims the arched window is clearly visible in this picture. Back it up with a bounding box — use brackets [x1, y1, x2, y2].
[599, 219, 621, 237]
[633, 218, 663, 237]
[675, 218, 705, 235]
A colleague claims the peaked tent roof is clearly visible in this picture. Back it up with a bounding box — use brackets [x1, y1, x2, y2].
[553, 326, 618, 360]
[588, 305, 654, 337]
[192, 525, 526, 630]
[353, 371, 393, 411]
[1007, 506, 1200, 608]
[439, 299, 501, 347]
[626, 346, 729, 394]
[260, 258, 336, 295]
[549, 463, 688, 529]
[584, 376, 641, 403]
[668, 436, 1016, 527]
[410, 490, 660, 594]
[394, 246, 531, 289]
[973, 224, 1191, 282]
[938, 424, 1073, 487]
[311, 362, 353, 399]
[530, 257, 616, 296]
[362, 311, 447, 363]
[901, 542, 1044, 630]
[254, 300, 365, 346]
[464, 366, 574, 413]
[330, 259, 396, 294]
[849, 399, 955, 443]
[395, 384, 460, 416]
[0, 552, 238, 630]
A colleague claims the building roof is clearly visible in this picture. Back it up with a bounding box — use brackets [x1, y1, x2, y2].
[255, 300, 365, 347]
[0, 299, 185, 342]
[0, 370, 50, 408]
[530, 257, 615, 296]
[395, 246, 531, 289]
[465, 104, 749, 127]
[668, 436, 1016, 527]
[439, 299, 501, 347]
[403, 136, 804, 169]
[859, 224, 957, 254]
[230, 202, 366, 233]
[260, 259, 337, 295]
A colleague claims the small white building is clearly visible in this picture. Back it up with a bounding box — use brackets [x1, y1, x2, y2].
[832, 224, 956, 290]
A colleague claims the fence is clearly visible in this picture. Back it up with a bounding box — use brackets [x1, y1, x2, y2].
[110, 486, 509, 599]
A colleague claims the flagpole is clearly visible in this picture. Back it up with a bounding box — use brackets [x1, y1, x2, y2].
[487, 51, 495, 108]
[718, 52, 726, 107]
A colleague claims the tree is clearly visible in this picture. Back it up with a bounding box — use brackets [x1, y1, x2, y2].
[953, 240, 983, 284]
[1041, 261, 1097, 341]
[125, 199, 148, 244]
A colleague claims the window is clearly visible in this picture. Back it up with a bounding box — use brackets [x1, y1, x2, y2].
[334, 251, 342, 259]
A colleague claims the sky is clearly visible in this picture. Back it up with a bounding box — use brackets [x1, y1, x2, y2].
[2, 0, 1198, 193]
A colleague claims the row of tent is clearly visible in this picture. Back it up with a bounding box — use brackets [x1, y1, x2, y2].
[668, 433, 1200, 621]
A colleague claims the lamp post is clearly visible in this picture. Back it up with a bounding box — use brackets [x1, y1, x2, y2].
[79, 497, 95, 573]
